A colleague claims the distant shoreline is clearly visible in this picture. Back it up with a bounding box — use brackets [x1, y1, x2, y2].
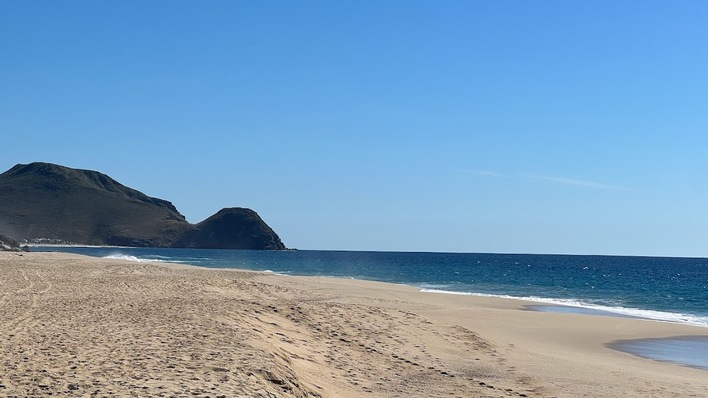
[27, 243, 130, 248]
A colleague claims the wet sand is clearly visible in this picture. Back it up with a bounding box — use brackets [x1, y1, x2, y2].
[1, 251, 707, 397]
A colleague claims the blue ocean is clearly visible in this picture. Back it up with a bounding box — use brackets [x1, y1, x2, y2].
[34, 247, 708, 328]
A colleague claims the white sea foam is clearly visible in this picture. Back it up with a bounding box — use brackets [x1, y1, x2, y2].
[103, 253, 150, 262]
[103, 253, 166, 263]
[261, 269, 293, 276]
[419, 289, 708, 328]
[102, 254, 193, 264]
[418, 283, 454, 289]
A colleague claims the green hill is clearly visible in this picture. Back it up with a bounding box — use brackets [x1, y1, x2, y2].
[0, 162, 285, 250]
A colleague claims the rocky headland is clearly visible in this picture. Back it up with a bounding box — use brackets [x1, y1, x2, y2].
[0, 162, 285, 250]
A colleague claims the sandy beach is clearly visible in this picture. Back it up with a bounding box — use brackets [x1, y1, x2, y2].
[1, 252, 706, 397]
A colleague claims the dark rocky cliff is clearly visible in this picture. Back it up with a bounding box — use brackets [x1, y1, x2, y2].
[0, 233, 20, 251]
[0, 162, 285, 250]
[172, 208, 285, 250]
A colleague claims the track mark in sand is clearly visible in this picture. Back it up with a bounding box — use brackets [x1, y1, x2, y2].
[34, 270, 52, 294]
[1, 269, 33, 310]
[15, 269, 34, 294]
[0, 293, 9, 308]
[2, 268, 52, 336]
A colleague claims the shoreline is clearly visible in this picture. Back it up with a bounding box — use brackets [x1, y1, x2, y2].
[34, 246, 708, 329]
[26, 243, 131, 248]
[419, 288, 708, 328]
[2, 251, 707, 397]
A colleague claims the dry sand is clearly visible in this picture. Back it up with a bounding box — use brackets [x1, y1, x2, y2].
[0, 252, 706, 397]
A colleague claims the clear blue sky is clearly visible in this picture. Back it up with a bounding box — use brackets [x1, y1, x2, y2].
[2, 1, 708, 256]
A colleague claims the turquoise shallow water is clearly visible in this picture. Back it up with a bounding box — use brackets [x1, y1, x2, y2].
[34, 246, 708, 370]
[526, 304, 639, 318]
[610, 336, 708, 370]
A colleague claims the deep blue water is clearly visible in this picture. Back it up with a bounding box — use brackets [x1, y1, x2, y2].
[34, 246, 708, 328]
